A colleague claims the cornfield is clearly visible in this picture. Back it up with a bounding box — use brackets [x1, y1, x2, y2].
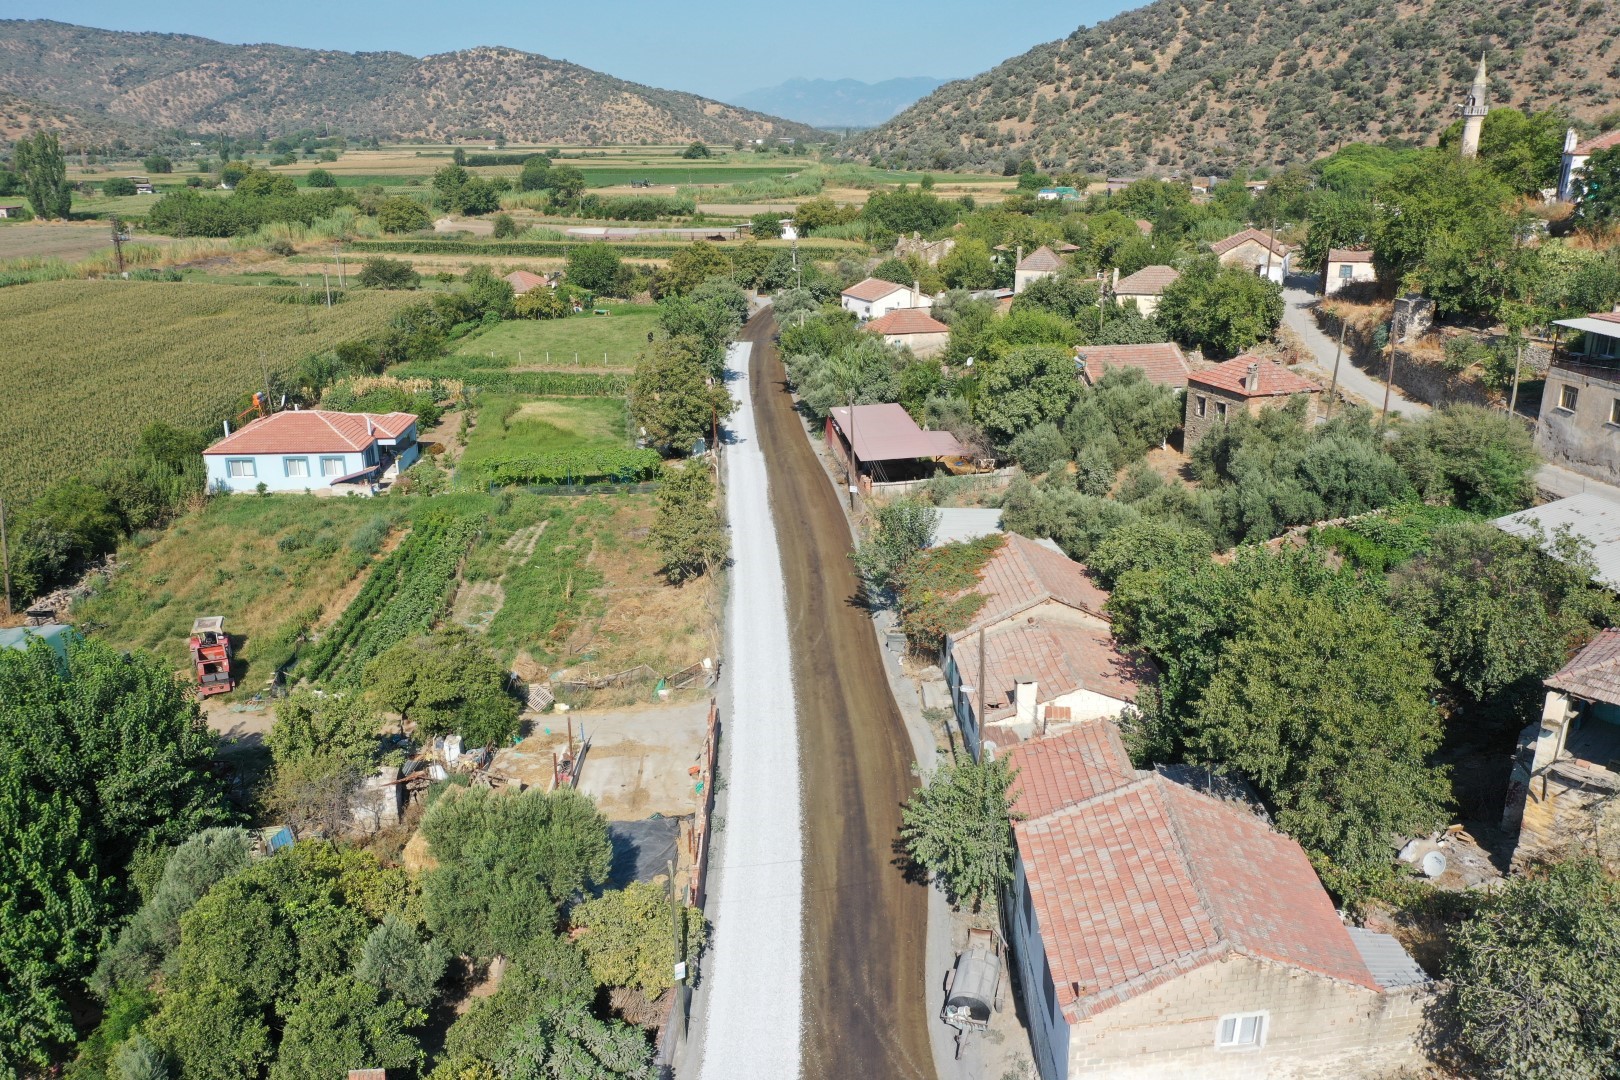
[0, 280, 420, 503]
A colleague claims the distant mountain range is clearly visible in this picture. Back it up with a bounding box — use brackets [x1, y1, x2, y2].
[735, 77, 949, 130]
[0, 20, 823, 146]
[848, 0, 1620, 175]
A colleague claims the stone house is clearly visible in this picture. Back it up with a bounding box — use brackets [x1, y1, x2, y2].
[1076, 342, 1190, 390]
[863, 307, 950, 357]
[1006, 721, 1436, 1080]
[1536, 311, 1620, 486]
[1323, 249, 1376, 296]
[894, 231, 956, 267]
[1111, 265, 1179, 316]
[1502, 628, 1620, 870]
[1015, 246, 1064, 294]
[1184, 356, 1321, 450]
[939, 533, 1147, 757]
[1211, 228, 1292, 283]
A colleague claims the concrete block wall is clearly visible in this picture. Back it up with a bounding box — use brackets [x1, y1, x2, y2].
[1535, 365, 1620, 486]
[1066, 953, 1434, 1080]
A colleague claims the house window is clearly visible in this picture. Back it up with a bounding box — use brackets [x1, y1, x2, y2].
[226, 458, 256, 478]
[1195, 394, 1208, 418]
[1560, 385, 1580, 412]
[283, 457, 310, 478]
[1216, 1012, 1267, 1049]
[1338, 264, 1353, 279]
[1216, 401, 1230, 419]
[1611, 399, 1620, 426]
[320, 456, 346, 477]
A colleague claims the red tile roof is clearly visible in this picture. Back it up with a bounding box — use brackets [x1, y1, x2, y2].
[827, 403, 964, 463]
[866, 308, 949, 336]
[1210, 228, 1291, 258]
[952, 533, 1111, 636]
[1112, 265, 1180, 296]
[1077, 343, 1190, 389]
[503, 270, 547, 295]
[1188, 355, 1320, 398]
[1008, 722, 1380, 1022]
[842, 277, 910, 302]
[1546, 629, 1620, 705]
[1592, 311, 1620, 325]
[1575, 130, 1620, 156]
[1327, 248, 1374, 264]
[1017, 246, 1064, 272]
[204, 410, 416, 456]
[952, 620, 1150, 723]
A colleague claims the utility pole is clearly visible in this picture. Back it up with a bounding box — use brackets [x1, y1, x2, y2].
[846, 391, 857, 511]
[1508, 338, 1525, 418]
[1324, 316, 1349, 420]
[334, 242, 345, 289]
[110, 216, 130, 275]
[323, 271, 333, 308]
[0, 494, 11, 617]
[1377, 320, 1396, 433]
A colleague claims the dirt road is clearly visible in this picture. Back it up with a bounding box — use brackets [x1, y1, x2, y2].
[741, 314, 937, 1080]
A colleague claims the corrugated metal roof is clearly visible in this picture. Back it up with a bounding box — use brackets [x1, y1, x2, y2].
[1495, 492, 1620, 590]
[1346, 928, 1430, 989]
[1553, 316, 1620, 339]
[930, 508, 1003, 547]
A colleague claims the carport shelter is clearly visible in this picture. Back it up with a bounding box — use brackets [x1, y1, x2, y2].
[825, 403, 965, 488]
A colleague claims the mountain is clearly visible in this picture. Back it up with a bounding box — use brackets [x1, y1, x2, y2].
[734, 77, 948, 129]
[848, 0, 1620, 176]
[0, 91, 140, 146]
[0, 20, 822, 145]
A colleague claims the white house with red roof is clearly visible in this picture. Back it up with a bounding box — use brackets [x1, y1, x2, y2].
[1005, 721, 1434, 1080]
[203, 409, 420, 494]
[1558, 127, 1620, 203]
[940, 533, 1149, 756]
[839, 277, 931, 320]
[1323, 248, 1376, 296]
[1210, 228, 1292, 283]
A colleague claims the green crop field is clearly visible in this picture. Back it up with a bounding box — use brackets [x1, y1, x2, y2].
[0, 280, 419, 503]
[454, 309, 659, 369]
[576, 166, 801, 187]
[460, 396, 629, 469]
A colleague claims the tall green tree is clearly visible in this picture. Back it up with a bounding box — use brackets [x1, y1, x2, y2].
[1577, 144, 1620, 228]
[1188, 587, 1449, 894]
[567, 242, 625, 294]
[629, 335, 735, 450]
[420, 787, 612, 961]
[1156, 256, 1284, 357]
[572, 881, 705, 994]
[14, 132, 72, 219]
[365, 627, 519, 748]
[900, 755, 1018, 912]
[976, 344, 1081, 444]
[1390, 405, 1538, 516]
[649, 461, 727, 585]
[1448, 859, 1620, 1079]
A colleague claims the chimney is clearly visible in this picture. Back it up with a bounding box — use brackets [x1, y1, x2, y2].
[1016, 246, 1023, 267]
[1112, 267, 1120, 290]
[1245, 361, 1260, 392]
[222, 420, 230, 437]
[913, 279, 921, 307]
[1013, 677, 1039, 726]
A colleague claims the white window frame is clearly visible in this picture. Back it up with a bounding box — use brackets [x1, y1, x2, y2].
[1216, 400, 1230, 419]
[283, 456, 310, 478]
[226, 458, 256, 479]
[1560, 384, 1580, 412]
[1195, 394, 1208, 418]
[320, 456, 347, 477]
[1215, 1011, 1267, 1050]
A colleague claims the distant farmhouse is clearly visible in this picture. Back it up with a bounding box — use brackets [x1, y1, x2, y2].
[840, 277, 931, 320]
[1014, 246, 1064, 294]
[1557, 127, 1620, 203]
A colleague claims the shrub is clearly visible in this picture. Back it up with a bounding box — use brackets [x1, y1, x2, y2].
[356, 257, 420, 290]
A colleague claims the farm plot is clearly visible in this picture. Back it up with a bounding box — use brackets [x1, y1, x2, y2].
[454, 309, 659, 370]
[456, 395, 658, 485]
[0, 280, 418, 502]
[72, 497, 409, 690]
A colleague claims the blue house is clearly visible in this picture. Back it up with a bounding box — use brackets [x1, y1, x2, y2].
[203, 409, 420, 494]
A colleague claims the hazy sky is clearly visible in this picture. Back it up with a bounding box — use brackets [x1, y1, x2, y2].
[18, 1, 1139, 101]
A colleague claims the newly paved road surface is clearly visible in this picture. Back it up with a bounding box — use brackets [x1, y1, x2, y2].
[743, 313, 938, 1080]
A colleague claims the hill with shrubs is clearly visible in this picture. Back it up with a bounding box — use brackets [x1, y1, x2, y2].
[849, 0, 1620, 176]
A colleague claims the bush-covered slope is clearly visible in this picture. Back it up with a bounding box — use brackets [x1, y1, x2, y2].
[0, 20, 821, 145]
[848, 0, 1620, 175]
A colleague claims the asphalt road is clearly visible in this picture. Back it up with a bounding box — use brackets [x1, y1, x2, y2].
[1280, 277, 1431, 420]
[741, 313, 938, 1080]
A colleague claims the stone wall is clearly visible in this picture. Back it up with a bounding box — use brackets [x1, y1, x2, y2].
[1392, 294, 1435, 344]
[1067, 953, 1438, 1080]
[1314, 307, 1497, 410]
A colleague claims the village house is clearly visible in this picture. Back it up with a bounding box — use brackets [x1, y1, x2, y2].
[0, 204, 27, 219]
[939, 533, 1147, 757]
[1557, 128, 1620, 203]
[1184, 356, 1321, 450]
[1007, 721, 1435, 1080]
[127, 176, 156, 195]
[825, 402, 965, 492]
[1111, 264, 1179, 316]
[1076, 342, 1190, 390]
[502, 269, 550, 296]
[1496, 491, 1620, 593]
[1211, 228, 1292, 283]
[1323, 249, 1376, 296]
[203, 409, 420, 494]
[1536, 310, 1620, 486]
[1014, 246, 1065, 294]
[863, 307, 950, 357]
[839, 277, 931, 320]
[1036, 186, 1081, 202]
[894, 231, 956, 267]
[1502, 629, 1620, 870]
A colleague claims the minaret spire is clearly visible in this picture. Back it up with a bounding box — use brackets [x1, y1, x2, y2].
[1460, 52, 1489, 159]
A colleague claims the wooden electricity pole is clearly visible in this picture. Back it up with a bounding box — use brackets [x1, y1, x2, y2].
[1325, 316, 1349, 420]
[0, 494, 12, 617]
